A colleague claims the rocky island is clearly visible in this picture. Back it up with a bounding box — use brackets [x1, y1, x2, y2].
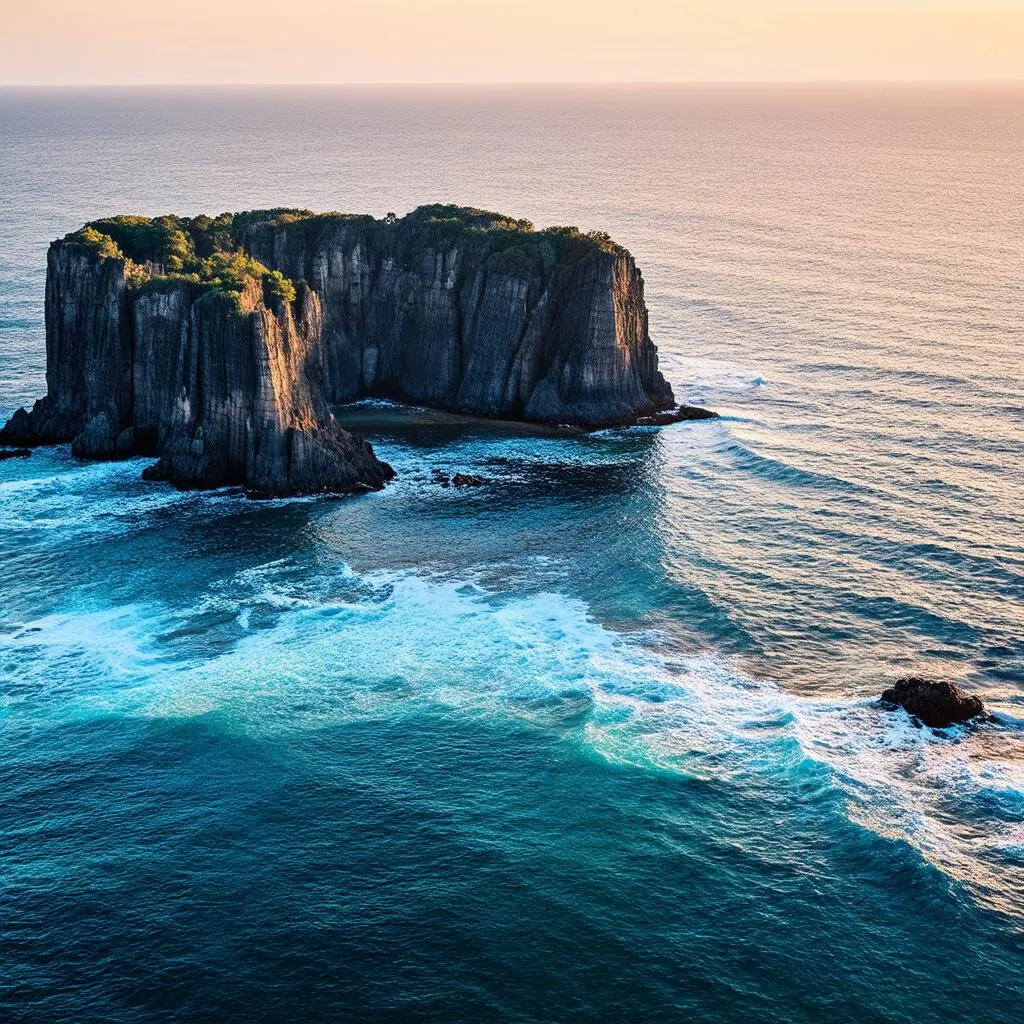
[0, 205, 684, 496]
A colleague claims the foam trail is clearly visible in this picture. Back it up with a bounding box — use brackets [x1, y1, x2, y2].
[4, 561, 1021, 918]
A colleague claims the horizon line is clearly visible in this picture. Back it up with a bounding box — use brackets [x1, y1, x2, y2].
[1, 78, 1022, 89]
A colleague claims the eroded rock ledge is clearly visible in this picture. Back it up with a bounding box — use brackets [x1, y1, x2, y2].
[1, 205, 679, 495]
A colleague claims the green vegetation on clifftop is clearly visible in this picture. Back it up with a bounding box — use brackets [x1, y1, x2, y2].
[62, 206, 630, 313]
[66, 215, 302, 314]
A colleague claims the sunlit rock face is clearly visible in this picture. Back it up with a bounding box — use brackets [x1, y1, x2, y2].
[0, 206, 675, 495]
[138, 280, 395, 497]
[0, 242, 392, 497]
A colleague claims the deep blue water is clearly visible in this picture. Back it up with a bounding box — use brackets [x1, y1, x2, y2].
[1, 86, 1023, 1022]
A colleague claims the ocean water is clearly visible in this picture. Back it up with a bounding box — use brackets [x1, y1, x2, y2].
[1, 85, 1023, 1022]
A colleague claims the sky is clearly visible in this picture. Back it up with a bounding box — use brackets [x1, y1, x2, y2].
[2, 0, 1023, 85]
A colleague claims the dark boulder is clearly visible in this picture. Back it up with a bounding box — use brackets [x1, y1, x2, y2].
[674, 405, 720, 422]
[880, 676, 986, 728]
[0, 447, 32, 461]
[0, 408, 35, 446]
[631, 404, 719, 427]
[431, 470, 487, 488]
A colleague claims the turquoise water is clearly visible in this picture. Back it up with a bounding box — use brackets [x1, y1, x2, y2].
[1, 86, 1023, 1022]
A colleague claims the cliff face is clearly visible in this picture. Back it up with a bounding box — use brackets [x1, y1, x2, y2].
[139, 281, 393, 495]
[1, 243, 133, 452]
[1, 240, 392, 496]
[239, 207, 674, 425]
[1, 206, 676, 495]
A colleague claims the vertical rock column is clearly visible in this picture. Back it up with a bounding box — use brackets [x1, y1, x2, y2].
[0, 243, 132, 452]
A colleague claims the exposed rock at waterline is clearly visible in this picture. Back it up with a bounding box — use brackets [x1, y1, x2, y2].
[431, 469, 487, 488]
[631, 404, 719, 427]
[452, 472, 487, 487]
[0, 447, 32, 460]
[880, 676, 986, 728]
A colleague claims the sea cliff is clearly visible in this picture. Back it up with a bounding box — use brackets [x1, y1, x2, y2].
[1, 206, 677, 494]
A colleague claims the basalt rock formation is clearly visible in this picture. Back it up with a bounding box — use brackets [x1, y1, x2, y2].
[881, 676, 987, 728]
[0, 232, 392, 496]
[1, 205, 678, 495]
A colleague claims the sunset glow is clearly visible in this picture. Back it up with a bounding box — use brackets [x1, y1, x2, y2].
[3, 0, 1023, 84]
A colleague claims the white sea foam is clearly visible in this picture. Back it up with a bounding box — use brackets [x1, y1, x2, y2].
[0, 454, 223, 538]
[5, 560, 1020, 916]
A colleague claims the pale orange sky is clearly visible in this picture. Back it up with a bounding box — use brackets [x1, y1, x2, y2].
[3, 1, 1023, 85]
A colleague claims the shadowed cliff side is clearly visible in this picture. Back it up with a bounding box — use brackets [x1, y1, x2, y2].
[237, 205, 675, 424]
[1, 206, 678, 495]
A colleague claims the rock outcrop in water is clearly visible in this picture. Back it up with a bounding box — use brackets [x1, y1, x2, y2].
[881, 676, 986, 728]
[0, 230, 392, 496]
[0, 206, 678, 494]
